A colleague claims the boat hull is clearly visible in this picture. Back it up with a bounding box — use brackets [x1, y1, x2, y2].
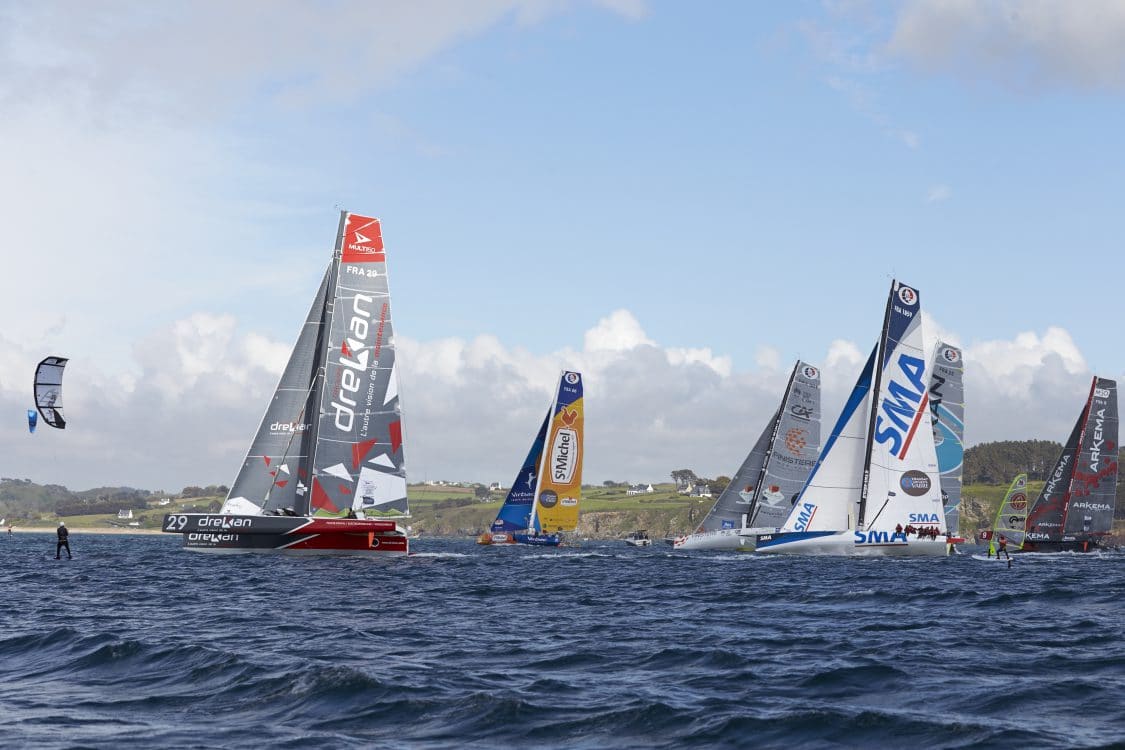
[163, 514, 409, 556]
[625, 539, 651, 547]
[674, 527, 776, 551]
[1018, 538, 1106, 554]
[477, 531, 561, 546]
[755, 530, 950, 557]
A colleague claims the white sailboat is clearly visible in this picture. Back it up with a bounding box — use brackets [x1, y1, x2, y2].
[757, 280, 949, 557]
[675, 361, 821, 551]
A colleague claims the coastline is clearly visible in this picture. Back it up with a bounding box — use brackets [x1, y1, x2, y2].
[6, 527, 167, 536]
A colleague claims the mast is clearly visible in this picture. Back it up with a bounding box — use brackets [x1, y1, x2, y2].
[305, 216, 346, 479]
[746, 363, 798, 526]
[857, 280, 896, 529]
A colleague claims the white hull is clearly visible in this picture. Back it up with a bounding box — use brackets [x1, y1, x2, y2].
[674, 528, 752, 551]
[625, 539, 651, 547]
[755, 530, 950, 557]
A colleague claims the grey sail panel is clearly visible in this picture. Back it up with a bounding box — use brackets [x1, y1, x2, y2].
[310, 213, 407, 517]
[1025, 411, 1083, 543]
[34, 356, 69, 429]
[224, 265, 332, 514]
[929, 343, 965, 535]
[698, 420, 772, 532]
[749, 362, 822, 529]
[1064, 377, 1118, 536]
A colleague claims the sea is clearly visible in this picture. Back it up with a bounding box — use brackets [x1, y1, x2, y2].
[1, 533, 1122, 749]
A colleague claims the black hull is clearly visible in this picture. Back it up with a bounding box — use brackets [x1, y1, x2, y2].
[1018, 538, 1105, 554]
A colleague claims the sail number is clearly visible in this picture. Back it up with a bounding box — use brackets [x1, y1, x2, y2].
[165, 515, 189, 531]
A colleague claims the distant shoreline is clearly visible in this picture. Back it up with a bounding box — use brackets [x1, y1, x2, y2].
[6, 527, 166, 536]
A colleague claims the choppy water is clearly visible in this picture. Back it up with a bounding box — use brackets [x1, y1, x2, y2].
[1, 533, 1123, 748]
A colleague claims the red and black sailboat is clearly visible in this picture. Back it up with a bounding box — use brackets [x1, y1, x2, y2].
[162, 212, 410, 555]
[1023, 377, 1118, 553]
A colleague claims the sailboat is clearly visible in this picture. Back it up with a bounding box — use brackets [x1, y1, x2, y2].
[1022, 377, 1118, 553]
[477, 371, 584, 547]
[674, 361, 821, 551]
[756, 280, 949, 556]
[928, 342, 965, 541]
[974, 473, 1028, 561]
[162, 212, 410, 555]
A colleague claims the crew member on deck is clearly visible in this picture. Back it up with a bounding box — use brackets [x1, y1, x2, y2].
[55, 521, 72, 560]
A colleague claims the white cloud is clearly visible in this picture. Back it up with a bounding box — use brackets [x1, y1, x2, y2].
[2, 303, 1112, 494]
[886, 0, 1125, 90]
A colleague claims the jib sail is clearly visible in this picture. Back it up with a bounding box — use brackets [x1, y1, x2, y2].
[490, 413, 550, 533]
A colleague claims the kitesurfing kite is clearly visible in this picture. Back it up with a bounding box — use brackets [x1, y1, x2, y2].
[33, 356, 68, 429]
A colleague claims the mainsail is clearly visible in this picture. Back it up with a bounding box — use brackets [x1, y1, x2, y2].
[530, 371, 584, 533]
[989, 474, 1029, 554]
[929, 342, 965, 535]
[490, 413, 550, 533]
[1025, 377, 1118, 543]
[780, 281, 945, 536]
[310, 213, 407, 518]
[33, 356, 68, 430]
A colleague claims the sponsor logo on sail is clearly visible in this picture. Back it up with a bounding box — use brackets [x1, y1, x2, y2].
[784, 428, 808, 457]
[873, 354, 929, 459]
[793, 501, 817, 532]
[897, 285, 917, 306]
[1089, 406, 1107, 471]
[560, 496, 578, 507]
[564, 372, 580, 385]
[908, 513, 940, 524]
[270, 421, 310, 433]
[342, 216, 385, 263]
[538, 490, 558, 508]
[331, 293, 381, 433]
[790, 404, 813, 421]
[1094, 387, 1111, 399]
[941, 347, 960, 363]
[899, 470, 931, 496]
[551, 428, 578, 484]
[1071, 501, 1111, 512]
[801, 365, 819, 380]
[1009, 493, 1027, 511]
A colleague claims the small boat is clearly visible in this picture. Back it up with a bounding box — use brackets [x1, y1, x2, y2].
[675, 361, 822, 551]
[758, 281, 949, 557]
[162, 212, 411, 555]
[625, 530, 651, 547]
[478, 371, 584, 547]
[1022, 377, 1118, 553]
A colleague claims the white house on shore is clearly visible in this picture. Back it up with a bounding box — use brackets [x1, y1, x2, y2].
[117, 509, 134, 519]
[626, 484, 655, 495]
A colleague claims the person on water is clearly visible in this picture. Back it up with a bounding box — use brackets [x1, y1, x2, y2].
[997, 534, 1009, 560]
[55, 521, 72, 560]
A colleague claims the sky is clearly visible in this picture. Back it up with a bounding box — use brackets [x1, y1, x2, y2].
[2, 0, 1125, 493]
